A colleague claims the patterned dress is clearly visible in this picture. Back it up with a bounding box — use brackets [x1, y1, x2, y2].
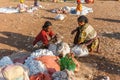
[73, 23, 99, 51]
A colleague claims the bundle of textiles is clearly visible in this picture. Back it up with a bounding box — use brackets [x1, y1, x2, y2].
[71, 44, 89, 57]
[24, 57, 47, 75]
[52, 69, 75, 80]
[54, 14, 66, 20]
[30, 49, 54, 58]
[24, 49, 54, 75]
[0, 63, 29, 80]
[48, 34, 70, 57]
[0, 56, 13, 67]
[48, 42, 70, 57]
[52, 6, 93, 15]
[52, 6, 71, 14]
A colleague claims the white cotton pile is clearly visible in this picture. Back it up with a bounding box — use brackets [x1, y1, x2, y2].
[0, 7, 18, 13]
[48, 42, 70, 57]
[55, 14, 65, 20]
[0, 56, 13, 67]
[24, 57, 47, 75]
[71, 45, 89, 57]
[30, 49, 54, 58]
[62, 6, 71, 13]
[24, 49, 53, 75]
[27, 7, 38, 13]
[57, 42, 70, 57]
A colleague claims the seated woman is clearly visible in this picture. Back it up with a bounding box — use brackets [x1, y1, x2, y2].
[71, 15, 99, 52]
[33, 21, 55, 48]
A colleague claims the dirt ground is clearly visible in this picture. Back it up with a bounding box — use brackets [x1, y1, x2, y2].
[0, 0, 120, 80]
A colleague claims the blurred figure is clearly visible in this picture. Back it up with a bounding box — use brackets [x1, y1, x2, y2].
[71, 15, 99, 52]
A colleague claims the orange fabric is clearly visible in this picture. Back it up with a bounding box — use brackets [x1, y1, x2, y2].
[85, 0, 94, 3]
[35, 56, 60, 74]
[77, 0, 81, 3]
[30, 73, 52, 80]
[76, 4, 82, 11]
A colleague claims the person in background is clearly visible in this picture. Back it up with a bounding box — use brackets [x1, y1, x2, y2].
[33, 21, 55, 48]
[71, 15, 99, 52]
[17, 0, 28, 12]
[76, 0, 82, 15]
[34, 0, 39, 7]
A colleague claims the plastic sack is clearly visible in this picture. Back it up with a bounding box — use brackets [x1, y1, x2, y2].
[55, 14, 65, 20]
[30, 49, 54, 58]
[71, 44, 89, 57]
[52, 69, 75, 80]
[24, 49, 53, 75]
[0, 63, 29, 80]
[48, 42, 70, 57]
[59, 56, 76, 71]
[0, 56, 13, 67]
[24, 57, 47, 75]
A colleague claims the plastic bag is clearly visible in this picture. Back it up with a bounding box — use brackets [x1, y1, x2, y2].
[71, 44, 89, 57]
[55, 14, 65, 20]
[1, 63, 29, 80]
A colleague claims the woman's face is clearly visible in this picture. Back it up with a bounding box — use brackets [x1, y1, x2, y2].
[46, 26, 52, 32]
[78, 21, 85, 26]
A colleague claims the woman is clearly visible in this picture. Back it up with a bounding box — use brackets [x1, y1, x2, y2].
[33, 21, 55, 48]
[71, 15, 99, 52]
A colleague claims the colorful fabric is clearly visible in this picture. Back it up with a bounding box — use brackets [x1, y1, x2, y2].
[33, 30, 54, 46]
[78, 24, 97, 42]
[30, 73, 52, 80]
[35, 56, 60, 75]
[76, 3, 82, 11]
[73, 23, 98, 51]
[59, 56, 76, 71]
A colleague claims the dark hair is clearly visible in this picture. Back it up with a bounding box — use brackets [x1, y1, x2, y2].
[42, 21, 52, 29]
[77, 15, 88, 23]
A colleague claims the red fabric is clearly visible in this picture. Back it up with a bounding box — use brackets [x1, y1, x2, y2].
[35, 56, 60, 75]
[30, 73, 52, 80]
[77, 0, 81, 3]
[33, 30, 54, 46]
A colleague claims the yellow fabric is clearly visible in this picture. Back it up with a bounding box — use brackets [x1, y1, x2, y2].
[76, 4, 82, 11]
[90, 38, 99, 51]
[78, 24, 98, 51]
[78, 24, 97, 43]
[19, 0, 25, 3]
[2, 65, 24, 80]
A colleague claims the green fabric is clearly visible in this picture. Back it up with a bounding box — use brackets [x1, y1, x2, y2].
[59, 56, 76, 71]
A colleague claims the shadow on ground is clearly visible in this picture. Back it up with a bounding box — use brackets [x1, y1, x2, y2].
[0, 49, 16, 58]
[41, 16, 55, 20]
[94, 18, 120, 23]
[102, 32, 120, 40]
[0, 31, 34, 52]
[78, 54, 120, 75]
